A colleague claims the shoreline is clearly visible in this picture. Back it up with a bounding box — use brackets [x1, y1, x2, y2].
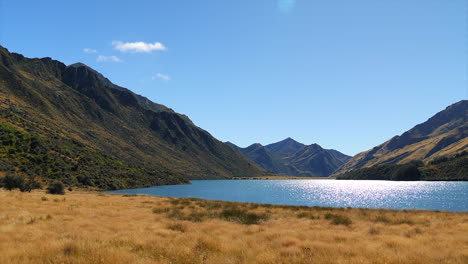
[106, 180, 467, 213]
[105, 191, 466, 213]
[231, 176, 336, 180]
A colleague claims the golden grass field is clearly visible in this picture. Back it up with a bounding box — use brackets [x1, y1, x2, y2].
[0, 189, 467, 264]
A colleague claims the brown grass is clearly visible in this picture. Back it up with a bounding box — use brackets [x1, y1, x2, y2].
[0, 189, 467, 264]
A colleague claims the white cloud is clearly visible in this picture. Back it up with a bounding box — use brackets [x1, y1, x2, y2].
[152, 73, 171, 81]
[97, 55, 122, 62]
[83, 48, 97, 53]
[112, 41, 167, 53]
[277, 0, 296, 13]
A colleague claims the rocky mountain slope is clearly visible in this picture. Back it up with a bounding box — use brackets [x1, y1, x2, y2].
[0, 46, 264, 189]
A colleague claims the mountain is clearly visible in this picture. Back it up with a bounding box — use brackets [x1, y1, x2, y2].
[228, 139, 351, 177]
[239, 143, 282, 173]
[0, 46, 264, 189]
[336, 100, 467, 174]
[285, 144, 352, 177]
[265, 137, 305, 153]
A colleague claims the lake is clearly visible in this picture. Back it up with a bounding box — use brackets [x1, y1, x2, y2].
[107, 179, 468, 212]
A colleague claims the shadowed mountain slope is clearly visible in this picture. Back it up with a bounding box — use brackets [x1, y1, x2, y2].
[0, 46, 264, 189]
[228, 139, 351, 177]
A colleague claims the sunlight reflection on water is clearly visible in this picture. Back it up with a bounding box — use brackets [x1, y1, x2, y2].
[107, 180, 468, 211]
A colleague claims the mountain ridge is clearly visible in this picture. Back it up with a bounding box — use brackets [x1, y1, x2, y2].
[0, 46, 265, 189]
[227, 138, 351, 177]
[265, 137, 305, 153]
[336, 100, 467, 174]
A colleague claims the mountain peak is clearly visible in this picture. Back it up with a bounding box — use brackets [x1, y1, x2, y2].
[64, 61, 113, 87]
[244, 143, 264, 151]
[68, 62, 89, 68]
[265, 137, 305, 154]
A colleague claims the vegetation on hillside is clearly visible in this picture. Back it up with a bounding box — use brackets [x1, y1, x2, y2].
[0, 123, 185, 189]
[419, 151, 468, 181]
[337, 152, 467, 181]
[0, 190, 466, 263]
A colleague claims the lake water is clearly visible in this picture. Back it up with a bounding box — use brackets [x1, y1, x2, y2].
[107, 180, 468, 212]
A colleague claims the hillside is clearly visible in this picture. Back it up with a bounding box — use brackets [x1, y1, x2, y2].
[337, 151, 467, 181]
[228, 138, 351, 177]
[337, 100, 468, 174]
[0, 46, 264, 189]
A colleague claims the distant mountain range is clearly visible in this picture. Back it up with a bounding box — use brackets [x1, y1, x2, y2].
[230, 100, 467, 180]
[0, 46, 264, 189]
[226, 138, 351, 177]
[336, 100, 467, 181]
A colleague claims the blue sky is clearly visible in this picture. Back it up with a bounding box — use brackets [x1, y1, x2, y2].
[0, 0, 466, 155]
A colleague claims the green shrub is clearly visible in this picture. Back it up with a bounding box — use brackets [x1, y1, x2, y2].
[296, 212, 318, 220]
[19, 177, 42, 192]
[324, 213, 352, 226]
[219, 209, 268, 225]
[47, 181, 65, 195]
[2, 173, 25, 190]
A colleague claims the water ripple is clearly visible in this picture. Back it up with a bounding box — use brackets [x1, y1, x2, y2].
[107, 180, 468, 212]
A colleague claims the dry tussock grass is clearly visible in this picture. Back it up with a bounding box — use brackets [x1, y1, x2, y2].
[0, 189, 467, 263]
